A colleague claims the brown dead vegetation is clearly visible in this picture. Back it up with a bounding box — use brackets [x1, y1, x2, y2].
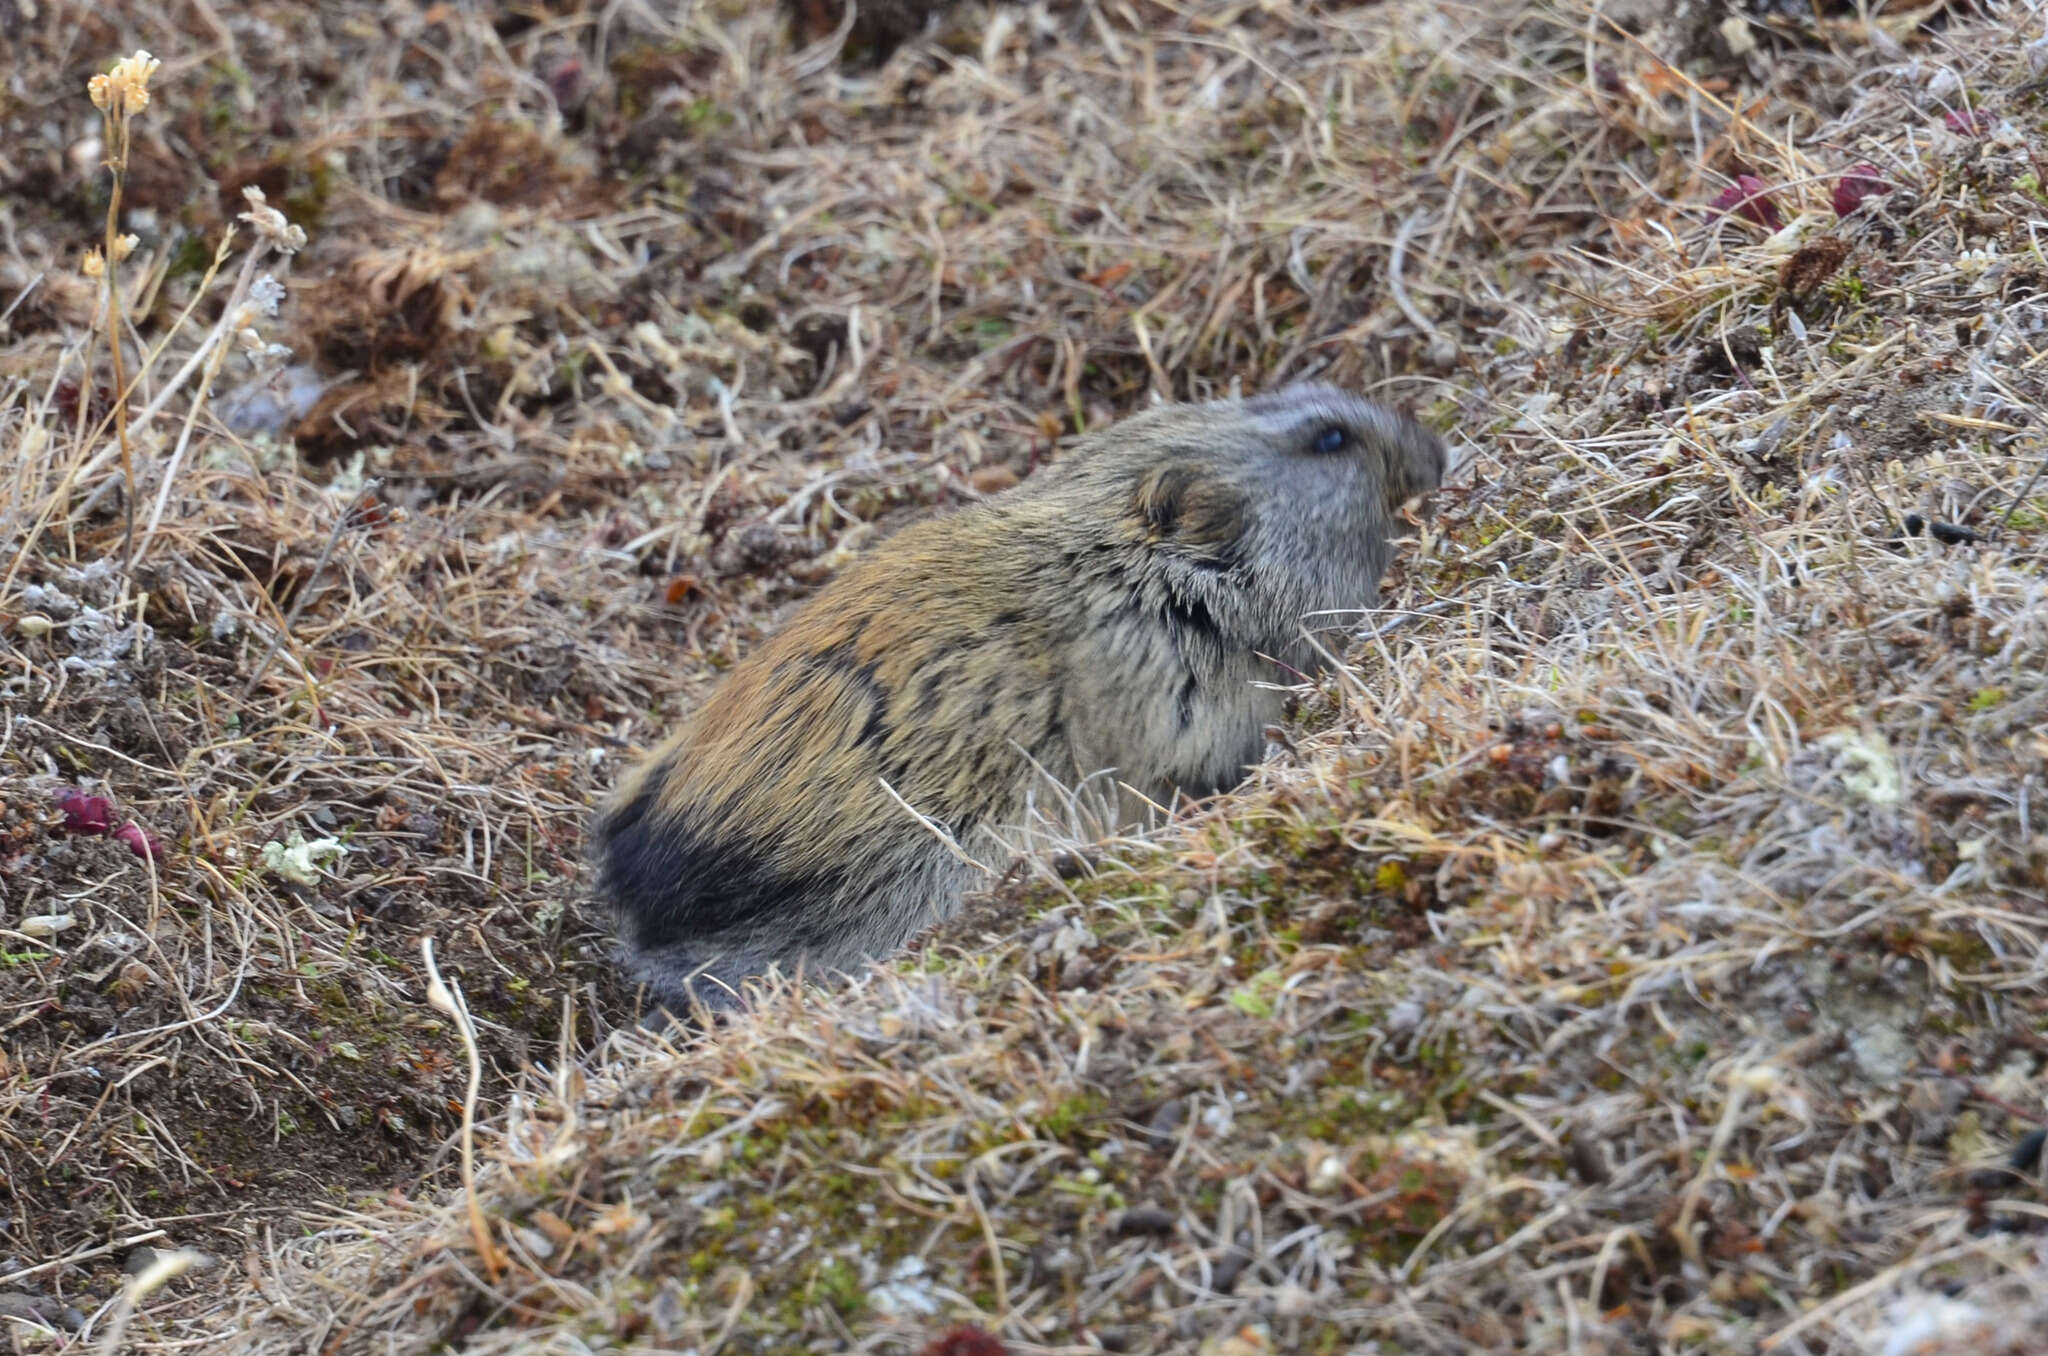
[1, 0, 2045, 1351]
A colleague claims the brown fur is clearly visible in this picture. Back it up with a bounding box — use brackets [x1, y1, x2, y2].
[595, 384, 1446, 1018]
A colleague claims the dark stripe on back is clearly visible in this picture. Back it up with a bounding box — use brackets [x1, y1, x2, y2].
[596, 783, 845, 945]
[807, 641, 893, 749]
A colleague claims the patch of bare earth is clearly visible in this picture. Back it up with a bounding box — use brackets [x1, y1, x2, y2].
[3, 0, 2047, 1352]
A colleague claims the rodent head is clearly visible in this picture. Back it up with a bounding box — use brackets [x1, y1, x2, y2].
[1057, 382, 1447, 651]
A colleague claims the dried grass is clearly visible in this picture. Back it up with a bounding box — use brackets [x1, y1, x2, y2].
[2, 0, 2045, 1352]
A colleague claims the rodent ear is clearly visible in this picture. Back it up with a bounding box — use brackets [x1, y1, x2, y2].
[1133, 463, 1199, 537]
[1132, 463, 1247, 564]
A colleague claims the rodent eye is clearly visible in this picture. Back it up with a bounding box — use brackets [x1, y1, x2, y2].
[1313, 426, 1351, 454]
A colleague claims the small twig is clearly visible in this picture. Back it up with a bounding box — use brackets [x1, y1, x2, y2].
[0, 269, 42, 331]
[0, 1229, 166, 1288]
[93, 1247, 211, 1355]
[1963, 1080, 2048, 1127]
[703, 1269, 757, 1356]
[1672, 1068, 1758, 1265]
[139, 232, 254, 553]
[1388, 208, 1449, 351]
[421, 936, 507, 1282]
[878, 776, 997, 877]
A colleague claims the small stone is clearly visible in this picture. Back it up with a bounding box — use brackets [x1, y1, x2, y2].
[1143, 1097, 1187, 1148]
[1049, 849, 1095, 880]
[1304, 1144, 1346, 1195]
[2008, 1127, 2046, 1179]
[17, 914, 77, 938]
[510, 1226, 555, 1260]
[1210, 1247, 1250, 1294]
[1566, 1134, 1610, 1185]
[0, 1292, 62, 1328]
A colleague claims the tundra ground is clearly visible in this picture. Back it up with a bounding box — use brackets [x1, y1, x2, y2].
[1, 1, 2045, 1352]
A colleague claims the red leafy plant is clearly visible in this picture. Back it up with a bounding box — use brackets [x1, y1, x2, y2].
[55, 790, 161, 861]
[1710, 174, 1782, 230]
[114, 821, 162, 862]
[1833, 163, 1893, 216]
[919, 1327, 1010, 1356]
[57, 791, 114, 835]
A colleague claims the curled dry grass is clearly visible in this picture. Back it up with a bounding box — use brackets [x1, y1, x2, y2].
[1, 0, 2046, 1351]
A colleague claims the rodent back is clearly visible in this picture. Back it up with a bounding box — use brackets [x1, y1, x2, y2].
[629, 384, 1447, 833]
[628, 491, 1091, 856]
[601, 384, 1446, 926]
[598, 509, 1073, 974]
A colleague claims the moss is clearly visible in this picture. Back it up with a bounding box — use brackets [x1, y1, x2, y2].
[809, 1258, 864, 1316]
[1228, 968, 1282, 1017]
[1302, 1088, 1419, 1141]
[1039, 1092, 1108, 1142]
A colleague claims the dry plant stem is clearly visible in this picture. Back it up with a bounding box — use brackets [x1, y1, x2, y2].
[140, 244, 255, 553]
[236, 477, 382, 703]
[0, 270, 40, 330]
[420, 937, 505, 1283]
[0, 1230, 167, 1288]
[140, 231, 242, 546]
[1388, 208, 1448, 350]
[92, 1248, 208, 1355]
[0, 233, 258, 596]
[134, 231, 237, 397]
[78, 238, 269, 523]
[100, 104, 138, 579]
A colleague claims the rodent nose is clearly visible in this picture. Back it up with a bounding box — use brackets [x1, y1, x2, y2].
[1402, 425, 1449, 495]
